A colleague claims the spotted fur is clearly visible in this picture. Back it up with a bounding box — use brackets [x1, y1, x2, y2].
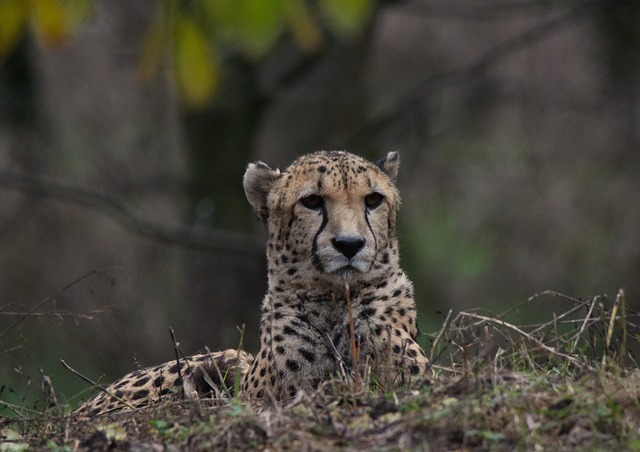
[75, 150, 429, 416]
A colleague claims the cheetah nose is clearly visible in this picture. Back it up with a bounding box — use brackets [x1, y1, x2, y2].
[332, 235, 365, 259]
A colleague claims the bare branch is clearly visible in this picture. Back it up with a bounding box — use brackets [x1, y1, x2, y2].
[0, 268, 116, 340]
[0, 170, 262, 257]
[60, 359, 137, 411]
[352, 2, 598, 142]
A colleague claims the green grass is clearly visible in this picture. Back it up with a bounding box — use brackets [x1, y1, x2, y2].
[2, 290, 640, 450]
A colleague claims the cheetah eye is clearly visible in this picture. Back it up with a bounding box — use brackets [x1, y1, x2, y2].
[364, 192, 384, 209]
[300, 194, 324, 210]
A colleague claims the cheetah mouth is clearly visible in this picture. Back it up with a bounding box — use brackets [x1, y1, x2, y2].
[315, 250, 374, 278]
[326, 260, 370, 278]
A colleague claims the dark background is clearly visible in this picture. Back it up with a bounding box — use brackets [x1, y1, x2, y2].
[1, 0, 638, 410]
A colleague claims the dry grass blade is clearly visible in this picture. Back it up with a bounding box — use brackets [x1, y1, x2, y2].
[429, 308, 453, 364]
[169, 327, 187, 399]
[571, 296, 599, 351]
[344, 284, 360, 392]
[459, 312, 584, 367]
[8, 289, 640, 451]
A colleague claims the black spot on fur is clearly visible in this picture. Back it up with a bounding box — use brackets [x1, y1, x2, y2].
[299, 348, 316, 362]
[361, 296, 375, 305]
[283, 325, 298, 336]
[132, 390, 149, 400]
[153, 376, 165, 388]
[361, 307, 377, 318]
[393, 289, 402, 297]
[132, 377, 150, 388]
[286, 359, 300, 371]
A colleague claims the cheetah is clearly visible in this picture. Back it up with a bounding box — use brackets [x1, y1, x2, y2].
[75, 150, 429, 417]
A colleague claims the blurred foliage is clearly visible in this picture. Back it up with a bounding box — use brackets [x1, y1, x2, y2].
[140, 0, 375, 108]
[0, 0, 376, 108]
[0, 0, 91, 58]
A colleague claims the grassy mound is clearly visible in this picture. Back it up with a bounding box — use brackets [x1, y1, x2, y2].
[2, 290, 639, 450]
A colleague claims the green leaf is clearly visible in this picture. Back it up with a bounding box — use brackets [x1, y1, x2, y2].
[282, 0, 323, 52]
[321, 0, 374, 37]
[0, 0, 27, 59]
[31, 0, 91, 47]
[173, 13, 219, 108]
[235, 0, 284, 58]
[202, 0, 284, 58]
[138, 3, 171, 80]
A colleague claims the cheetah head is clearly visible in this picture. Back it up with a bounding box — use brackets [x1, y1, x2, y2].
[244, 151, 401, 287]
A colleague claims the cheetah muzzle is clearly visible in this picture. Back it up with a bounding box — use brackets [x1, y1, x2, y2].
[75, 150, 430, 417]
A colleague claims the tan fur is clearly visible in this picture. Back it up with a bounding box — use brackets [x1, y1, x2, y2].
[75, 151, 429, 416]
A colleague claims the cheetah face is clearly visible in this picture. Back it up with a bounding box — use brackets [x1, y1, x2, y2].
[244, 151, 401, 286]
[298, 186, 385, 280]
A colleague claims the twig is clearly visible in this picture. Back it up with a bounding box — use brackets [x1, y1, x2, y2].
[619, 289, 627, 367]
[528, 296, 592, 335]
[459, 312, 583, 367]
[0, 268, 117, 340]
[429, 309, 453, 364]
[571, 296, 599, 351]
[60, 359, 136, 410]
[350, 2, 596, 144]
[234, 324, 246, 398]
[605, 295, 620, 352]
[345, 284, 360, 392]
[169, 328, 186, 399]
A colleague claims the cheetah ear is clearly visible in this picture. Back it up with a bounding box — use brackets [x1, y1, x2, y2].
[377, 151, 400, 183]
[243, 161, 281, 221]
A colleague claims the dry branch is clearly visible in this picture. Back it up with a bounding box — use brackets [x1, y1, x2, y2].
[0, 170, 261, 257]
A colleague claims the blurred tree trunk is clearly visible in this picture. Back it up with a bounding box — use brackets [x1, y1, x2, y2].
[0, 37, 47, 317]
[182, 59, 265, 350]
[182, 29, 378, 351]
